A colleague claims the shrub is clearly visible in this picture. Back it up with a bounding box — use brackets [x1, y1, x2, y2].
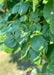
[0, 0, 54, 74]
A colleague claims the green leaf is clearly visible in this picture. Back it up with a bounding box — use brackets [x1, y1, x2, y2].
[11, 25, 18, 32]
[1, 26, 10, 32]
[14, 31, 21, 39]
[42, 63, 48, 75]
[35, 24, 41, 31]
[21, 42, 29, 59]
[42, 24, 49, 41]
[30, 35, 47, 52]
[42, 61, 54, 74]
[43, 0, 53, 23]
[29, 10, 40, 22]
[4, 35, 17, 48]
[12, 43, 21, 53]
[29, 48, 40, 62]
[20, 15, 27, 22]
[12, 2, 21, 14]
[46, 44, 54, 61]
[17, 31, 30, 45]
[47, 60, 54, 74]
[29, 24, 41, 32]
[0, 18, 6, 29]
[50, 15, 54, 35]
[18, 2, 30, 15]
[42, 24, 49, 36]
[12, 1, 30, 15]
[47, 30, 54, 42]
[4, 45, 13, 54]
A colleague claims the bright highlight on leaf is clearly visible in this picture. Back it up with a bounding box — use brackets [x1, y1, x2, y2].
[0, 0, 4, 4]
[43, 0, 48, 4]
[33, 0, 38, 12]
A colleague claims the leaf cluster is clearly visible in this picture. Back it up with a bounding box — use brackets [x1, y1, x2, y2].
[0, 0, 54, 74]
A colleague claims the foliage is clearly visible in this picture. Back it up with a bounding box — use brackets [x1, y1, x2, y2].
[0, 0, 54, 74]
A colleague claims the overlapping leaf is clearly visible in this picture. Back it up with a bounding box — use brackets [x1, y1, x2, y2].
[30, 35, 47, 52]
